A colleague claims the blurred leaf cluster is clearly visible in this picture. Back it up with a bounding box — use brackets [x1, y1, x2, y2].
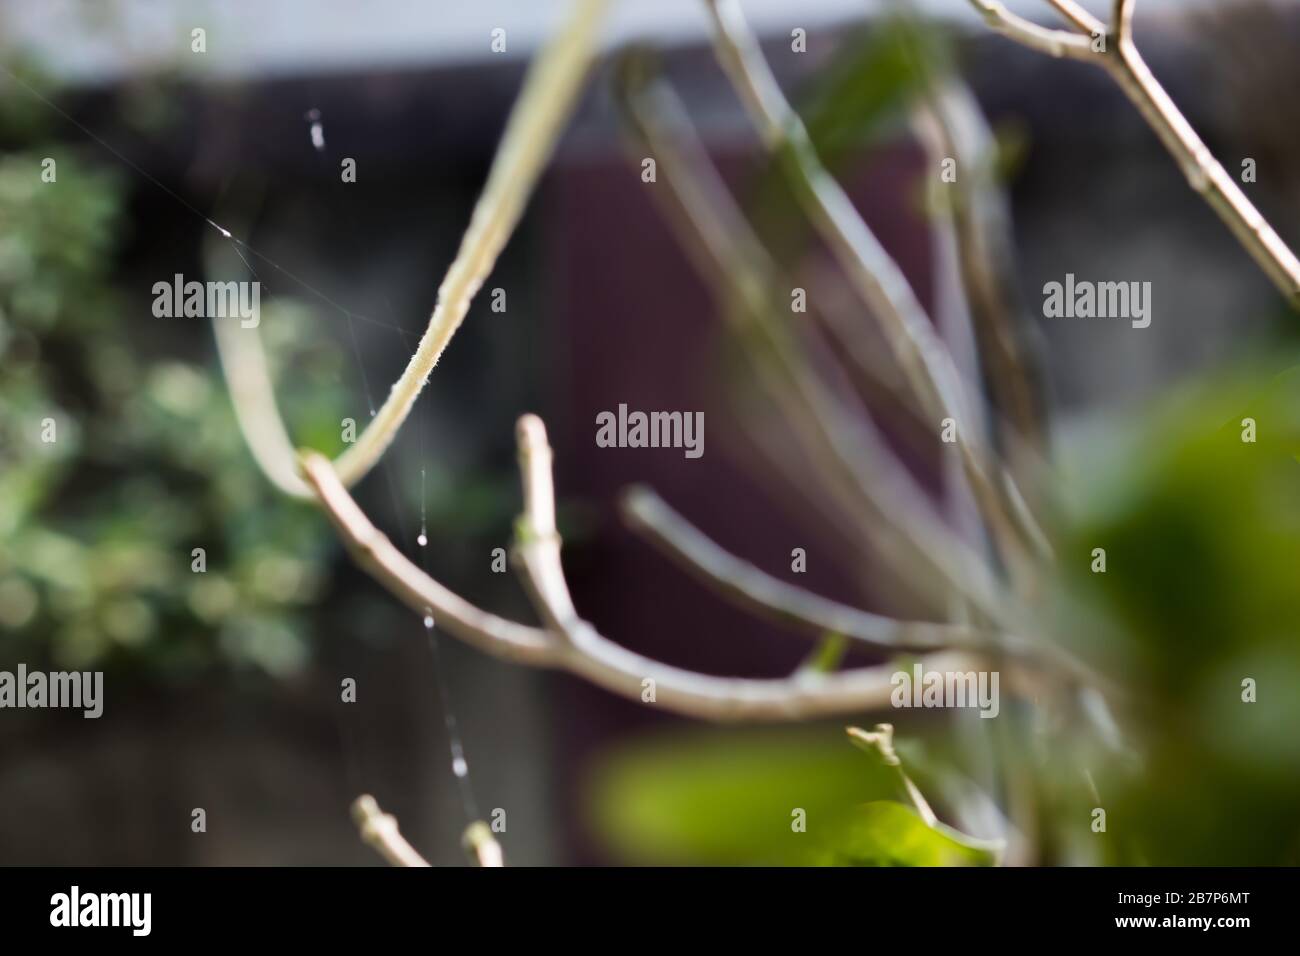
[1056, 360, 1300, 865]
[587, 725, 997, 866]
[0, 69, 348, 678]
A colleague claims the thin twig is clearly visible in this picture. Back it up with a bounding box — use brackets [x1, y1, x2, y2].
[1045, 0, 1104, 34]
[217, 0, 610, 499]
[351, 794, 432, 867]
[847, 724, 939, 827]
[619, 484, 1096, 683]
[968, 0, 1096, 60]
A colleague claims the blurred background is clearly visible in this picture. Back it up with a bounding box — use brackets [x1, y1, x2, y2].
[2, 0, 1300, 866]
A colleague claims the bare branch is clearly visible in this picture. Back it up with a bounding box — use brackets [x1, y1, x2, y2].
[511, 415, 990, 721]
[702, 0, 1051, 570]
[911, 87, 1060, 587]
[1104, 38, 1300, 305]
[704, 0, 961, 424]
[1112, 0, 1137, 45]
[613, 57, 1013, 618]
[964, 0, 1300, 306]
[217, 0, 610, 499]
[910, 77, 1051, 473]
[351, 794, 432, 867]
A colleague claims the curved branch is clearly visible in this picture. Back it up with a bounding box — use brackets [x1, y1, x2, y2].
[620, 484, 1095, 683]
[619, 484, 988, 654]
[218, 0, 610, 499]
[301, 452, 559, 665]
[213, 318, 315, 497]
[303, 437, 982, 722]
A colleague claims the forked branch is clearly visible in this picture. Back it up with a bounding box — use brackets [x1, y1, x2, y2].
[510, 414, 1000, 720]
[301, 423, 1019, 723]
[968, 0, 1300, 306]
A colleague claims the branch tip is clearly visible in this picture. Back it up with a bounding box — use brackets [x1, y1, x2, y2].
[516, 413, 550, 456]
[461, 821, 505, 867]
[351, 793, 431, 867]
[847, 723, 901, 766]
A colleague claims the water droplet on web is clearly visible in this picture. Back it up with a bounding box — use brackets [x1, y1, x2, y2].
[452, 756, 468, 778]
[305, 107, 326, 152]
[423, 614, 434, 630]
[417, 532, 428, 547]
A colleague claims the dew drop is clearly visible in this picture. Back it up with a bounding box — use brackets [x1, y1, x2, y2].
[423, 614, 434, 630]
[417, 532, 428, 547]
[305, 107, 326, 151]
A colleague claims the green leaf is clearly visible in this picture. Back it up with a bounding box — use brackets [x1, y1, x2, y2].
[814, 801, 1000, 867]
[1057, 354, 1300, 864]
[585, 726, 899, 865]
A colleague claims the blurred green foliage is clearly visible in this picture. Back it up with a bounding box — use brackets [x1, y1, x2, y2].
[587, 725, 996, 866]
[813, 801, 997, 866]
[1057, 359, 1300, 865]
[0, 72, 348, 678]
[588, 726, 895, 864]
[589, 359, 1300, 866]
